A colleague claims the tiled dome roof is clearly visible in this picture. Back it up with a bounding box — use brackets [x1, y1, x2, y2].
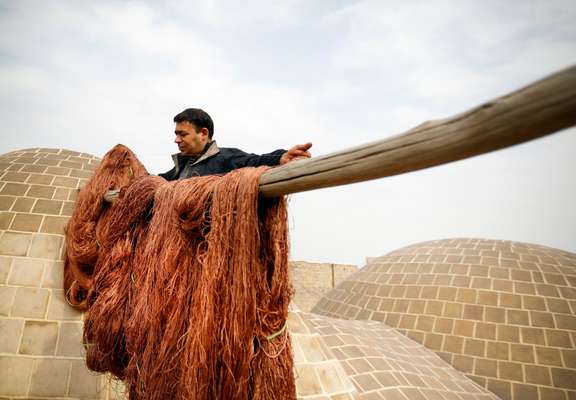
[291, 306, 498, 399]
[0, 148, 104, 398]
[313, 238, 576, 400]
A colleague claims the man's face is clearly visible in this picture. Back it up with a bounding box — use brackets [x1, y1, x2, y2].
[174, 121, 209, 155]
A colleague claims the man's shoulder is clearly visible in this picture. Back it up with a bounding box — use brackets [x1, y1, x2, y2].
[217, 147, 248, 156]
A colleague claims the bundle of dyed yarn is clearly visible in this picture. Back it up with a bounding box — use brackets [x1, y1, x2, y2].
[64, 144, 295, 399]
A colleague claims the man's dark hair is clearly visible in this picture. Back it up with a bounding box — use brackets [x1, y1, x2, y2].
[173, 108, 214, 139]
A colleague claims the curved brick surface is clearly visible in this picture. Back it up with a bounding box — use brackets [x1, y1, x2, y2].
[296, 308, 499, 399]
[313, 238, 576, 400]
[0, 148, 111, 399]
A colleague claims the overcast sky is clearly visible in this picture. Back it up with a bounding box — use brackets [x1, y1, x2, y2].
[1, 0, 575, 266]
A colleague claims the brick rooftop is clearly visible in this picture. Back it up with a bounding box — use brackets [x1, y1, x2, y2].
[2, 149, 574, 399]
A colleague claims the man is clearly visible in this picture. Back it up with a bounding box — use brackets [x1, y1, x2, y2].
[160, 108, 312, 180]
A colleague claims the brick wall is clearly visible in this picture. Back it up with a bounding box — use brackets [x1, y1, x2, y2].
[290, 261, 358, 312]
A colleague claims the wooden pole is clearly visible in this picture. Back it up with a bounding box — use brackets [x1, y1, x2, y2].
[102, 66, 576, 203]
[258, 66, 576, 197]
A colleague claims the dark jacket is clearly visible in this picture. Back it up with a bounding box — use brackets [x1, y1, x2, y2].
[159, 141, 286, 181]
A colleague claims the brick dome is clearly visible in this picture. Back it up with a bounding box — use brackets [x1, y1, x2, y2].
[313, 238, 576, 400]
[290, 306, 498, 399]
[0, 148, 105, 398]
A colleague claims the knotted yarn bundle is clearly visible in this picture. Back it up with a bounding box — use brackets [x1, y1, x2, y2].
[64, 144, 148, 310]
[64, 145, 295, 399]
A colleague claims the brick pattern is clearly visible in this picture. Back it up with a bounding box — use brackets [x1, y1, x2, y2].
[0, 149, 97, 239]
[0, 148, 107, 399]
[313, 238, 576, 400]
[291, 261, 358, 312]
[300, 310, 499, 399]
[289, 305, 358, 398]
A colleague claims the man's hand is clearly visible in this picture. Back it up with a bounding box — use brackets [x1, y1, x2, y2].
[280, 143, 312, 165]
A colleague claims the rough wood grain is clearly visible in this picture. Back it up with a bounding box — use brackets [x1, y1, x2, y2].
[259, 65, 576, 197]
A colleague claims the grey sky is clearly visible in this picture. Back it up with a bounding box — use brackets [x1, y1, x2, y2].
[1, 0, 575, 266]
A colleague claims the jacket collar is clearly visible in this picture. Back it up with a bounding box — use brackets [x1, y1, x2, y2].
[171, 141, 220, 176]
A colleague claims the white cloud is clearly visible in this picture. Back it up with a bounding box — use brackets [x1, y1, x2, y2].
[325, 0, 576, 108]
[0, 0, 326, 169]
[1, 0, 575, 266]
[164, 0, 322, 29]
